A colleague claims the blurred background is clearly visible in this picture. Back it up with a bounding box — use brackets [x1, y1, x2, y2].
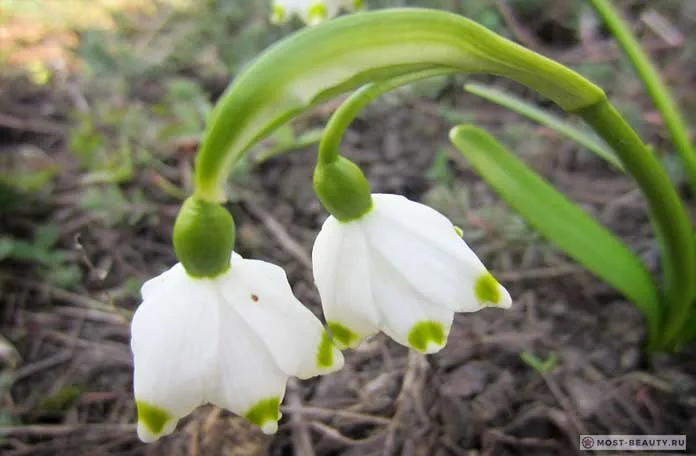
[1, 0, 695, 455]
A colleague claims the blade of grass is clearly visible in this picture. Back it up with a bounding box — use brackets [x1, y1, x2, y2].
[449, 125, 662, 347]
[464, 82, 623, 171]
[588, 0, 696, 197]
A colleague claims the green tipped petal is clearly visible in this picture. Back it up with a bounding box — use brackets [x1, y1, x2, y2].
[474, 272, 502, 306]
[316, 330, 336, 368]
[313, 157, 373, 222]
[173, 197, 235, 278]
[308, 3, 328, 24]
[136, 401, 172, 436]
[245, 396, 281, 434]
[328, 321, 358, 349]
[271, 4, 285, 23]
[407, 321, 446, 353]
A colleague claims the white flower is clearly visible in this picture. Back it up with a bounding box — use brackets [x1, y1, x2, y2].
[131, 253, 343, 442]
[312, 193, 512, 354]
[270, 0, 363, 26]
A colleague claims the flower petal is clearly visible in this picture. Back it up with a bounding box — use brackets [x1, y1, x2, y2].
[215, 254, 344, 379]
[368, 246, 454, 353]
[131, 265, 219, 442]
[366, 194, 510, 311]
[206, 297, 288, 434]
[271, 0, 341, 25]
[312, 216, 381, 348]
[140, 263, 184, 301]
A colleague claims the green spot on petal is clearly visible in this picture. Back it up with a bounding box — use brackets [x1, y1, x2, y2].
[407, 321, 445, 353]
[136, 401, 171, 436]
[316, 330, 335, 368]
[307, 3, 327, 24]
[328, 321, 357, 349]
[245, 396, 280, 429]
[271, 4, 285, 23]
[454, 225, 464, 237]
[474, 272, 502, 306]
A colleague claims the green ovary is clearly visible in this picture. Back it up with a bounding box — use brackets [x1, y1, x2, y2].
[313, 157, 373, 222]
[136, 401, 172, 436]
[474, 272, 502, 306]
[245, 397, 280, 428]
[407, 321, 445, 352]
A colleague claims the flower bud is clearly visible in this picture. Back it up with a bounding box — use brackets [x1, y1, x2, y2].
[313, 157, 372, 222]
[172, 197, 235, 277]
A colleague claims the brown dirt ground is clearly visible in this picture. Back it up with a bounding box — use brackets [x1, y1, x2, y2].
[2, 4, 696, 456]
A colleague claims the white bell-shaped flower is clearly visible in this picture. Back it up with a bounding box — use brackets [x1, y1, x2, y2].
[312, 193, 511, 354]
[131, 253, 343, 442]
[270, 0, 363, 26]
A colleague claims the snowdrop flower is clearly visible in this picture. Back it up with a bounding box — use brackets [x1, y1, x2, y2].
[131, 198, 343, 442]
[312, 192, 512, 354]
[271, 0, 364, 26]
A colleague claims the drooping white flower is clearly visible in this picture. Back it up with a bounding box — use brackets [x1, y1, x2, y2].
[312, 193, 511, 354]
[131, 253, 343, 442]
[270, 0, 364, 26]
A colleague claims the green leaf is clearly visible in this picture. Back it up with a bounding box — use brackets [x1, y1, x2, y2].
[464, 83, 623, 171]
[449, 125, 661, 345]
[520, 351, 558, 374]
[424, 147, 454, 187]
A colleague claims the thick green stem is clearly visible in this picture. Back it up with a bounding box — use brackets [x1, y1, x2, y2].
[579, 100, 694, 349]
[192, 8, 604, 202]
[589, 0, 696, 197]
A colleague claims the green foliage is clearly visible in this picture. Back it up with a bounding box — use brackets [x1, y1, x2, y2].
[39, 386, 83, 412]
[438, 107, 477, 127]
[520, 351, 558, 375]
[0, 146, 61, 193]
[79, 186, 156, 227]
[449, 125, 662, 346]
[156, 78, 212, 138]
[74, 1, 286, 86]
[464, 83, 623, 170]
[424, 147, 454, 187]
[0, 225, 82, 287]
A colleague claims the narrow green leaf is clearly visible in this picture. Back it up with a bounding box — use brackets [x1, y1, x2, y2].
[449, 125, 661, 345]
[589, 0, 696, 199]
[520, 351, 558, 375]
[464, 83, 623, 171]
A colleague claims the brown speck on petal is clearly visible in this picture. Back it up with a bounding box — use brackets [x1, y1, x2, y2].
[251, 294, 259, 302]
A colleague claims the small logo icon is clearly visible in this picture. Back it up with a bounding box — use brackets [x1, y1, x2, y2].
[581, 436, 595, 449]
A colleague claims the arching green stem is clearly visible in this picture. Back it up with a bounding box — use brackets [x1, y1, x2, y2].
[193, 8, 604, 203]
[189, 7, 694, 349]
[317, 68, 458, 165]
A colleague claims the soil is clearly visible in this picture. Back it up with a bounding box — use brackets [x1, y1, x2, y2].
[2, 5, 696, 456]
